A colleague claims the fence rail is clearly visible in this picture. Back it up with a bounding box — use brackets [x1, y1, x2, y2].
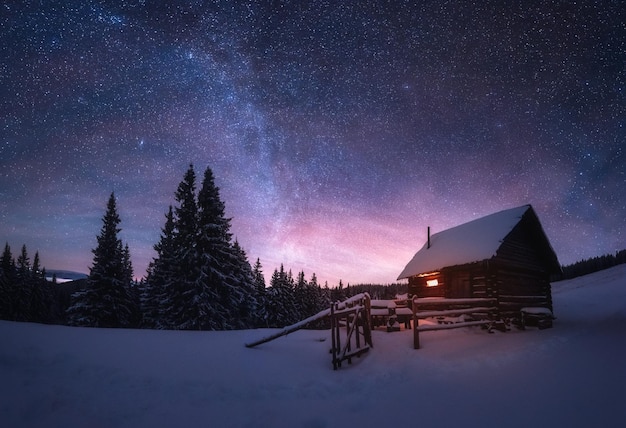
[412, 297, 498, 349]
[331, 293, 373, 369]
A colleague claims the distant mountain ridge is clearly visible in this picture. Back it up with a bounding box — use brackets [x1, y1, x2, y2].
[46, 269, 88, 283]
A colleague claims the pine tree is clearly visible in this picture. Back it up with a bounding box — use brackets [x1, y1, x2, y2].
[0, 271, 9, 320]
[122, 244, 134, 284]
[252, 258, 268, 327]
[0, 243, 15, 320]
[252, 258, 266, 293]
[0, 243, 14, 276]
[192, 165, 231, 330]
[294, 270, 308, 318]
[150, 164, 260, 330]
[67, 193, 135, 328]
[32, 251, 41, 277]
[265, 268, 282, 327]
[230, 240, 258, 328]
[174, 164, 199, 268]
[195, 166, 257, 330]
[265, 265, 298, 327]
[161, 164, 203, 330]
[29, 251, 54, 324]
[16, 244, 30, 279]
[303, 272, 322, 318]
[309, 272, 331, 329]
[13, 245, 33, 321]
[122, 243, 140, 327]
[143, 205, 177, 328]
[331, 280, 346, 302]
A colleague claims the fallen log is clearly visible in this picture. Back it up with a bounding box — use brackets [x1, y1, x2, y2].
[244, 307, 331, 348]
[245, 293, 369, 348]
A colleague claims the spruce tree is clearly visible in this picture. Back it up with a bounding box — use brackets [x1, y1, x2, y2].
[230, 240, 258, 328]
[122, 243, 140, 326]
[29, 251, 53, 324]
[309, 273, 331, 328]
[265, 265, 298, 327]
[143, 205, 177, 328]
[0, 243, 15, 320]
[13, 245, 33, 321]
[252, 258, 268, 327]
[151, 164, 260, 330]
[331, 280, 346, 302]
[0, 271, 8, 320]
[294, 270, 308, 318]
[67, 192, 134, 328]
[252, 258, 266, 293]
[0, 243, 14, 276]
[174, 164, 198, 268]
[32, 251, 41, 277]
[193, 165, 231, 329]
[265, 268, 282, 327]
[16, 245, 30, 279]
[162, 164, 202, 329]
[195, 166, 258, 329]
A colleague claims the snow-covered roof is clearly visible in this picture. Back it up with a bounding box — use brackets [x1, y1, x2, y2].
[397, 205, 531, 280]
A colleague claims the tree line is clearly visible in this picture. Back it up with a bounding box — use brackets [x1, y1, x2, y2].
[2, 164, 406, 330]
[0, 243, 63, 323]
[7, 162, 623, 330]
[559, 249, 626, 280]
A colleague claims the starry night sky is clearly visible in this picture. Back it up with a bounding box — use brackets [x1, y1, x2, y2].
[1, 1, 624, 285]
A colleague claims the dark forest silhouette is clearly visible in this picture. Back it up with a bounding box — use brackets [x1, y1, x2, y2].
[1, 165, 623, 328]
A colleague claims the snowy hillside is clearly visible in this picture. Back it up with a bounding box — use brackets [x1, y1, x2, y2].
[1, 265, 625, 428]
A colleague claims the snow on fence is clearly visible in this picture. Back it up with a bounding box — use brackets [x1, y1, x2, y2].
[244, 308, 331, 348]
[330, 293, 373, 370]
[412, 297, 498, 349]
[245, 293, 373, 370]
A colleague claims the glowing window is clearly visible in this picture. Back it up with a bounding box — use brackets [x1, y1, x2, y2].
[426, 279, 439, 287]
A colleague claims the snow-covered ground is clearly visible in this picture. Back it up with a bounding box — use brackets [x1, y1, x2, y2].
[2, 265, 625, 428]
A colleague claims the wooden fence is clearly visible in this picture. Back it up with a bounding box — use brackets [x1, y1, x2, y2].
[412, 297, 498, 349]
[331, 293, 373, 370]
[245, 293, 373, 370]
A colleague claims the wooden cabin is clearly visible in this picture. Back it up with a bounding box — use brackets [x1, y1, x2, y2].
[397, 205, 561, 323]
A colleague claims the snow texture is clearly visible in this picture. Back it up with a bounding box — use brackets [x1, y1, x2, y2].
[521, 307, 554, 315]
[370, 299, 396, 309]
[1, 265, 625, 427]
[397, 204, 530, 279]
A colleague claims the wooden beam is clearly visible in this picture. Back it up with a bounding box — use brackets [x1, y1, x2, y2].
[415, 307, 497, 318]
[417, 320, 492, 332]
[245, 307, 331, 348]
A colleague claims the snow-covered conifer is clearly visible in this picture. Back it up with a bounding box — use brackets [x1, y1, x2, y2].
[0, 244, 14, 320]
[195, 166, 258, 329]
[160, 165, 203, 330]
[12, 245, 33, 321]
[150, 164, 262, 330]
[143, 206, 176, 329]
[265, 265, 298, 327]
[229, 240, 259, 328]
[67, 193, 135, 328]
[252, 258, 268, 327]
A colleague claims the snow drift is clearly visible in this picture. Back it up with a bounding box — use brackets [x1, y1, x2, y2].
[1, 265, 625, 427]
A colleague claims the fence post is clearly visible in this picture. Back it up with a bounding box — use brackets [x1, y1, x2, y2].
[331, 302, 338, 370]
[364, 294, 373, 348]
[413, 297, 420, 349]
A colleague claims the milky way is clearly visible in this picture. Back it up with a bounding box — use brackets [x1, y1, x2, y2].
[1, 1, 624, 285]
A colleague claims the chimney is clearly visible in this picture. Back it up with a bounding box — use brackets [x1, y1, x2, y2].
[427, 226, 431, 249]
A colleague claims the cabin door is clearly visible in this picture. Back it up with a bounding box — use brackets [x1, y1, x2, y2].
[447, 273, 471, 298]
